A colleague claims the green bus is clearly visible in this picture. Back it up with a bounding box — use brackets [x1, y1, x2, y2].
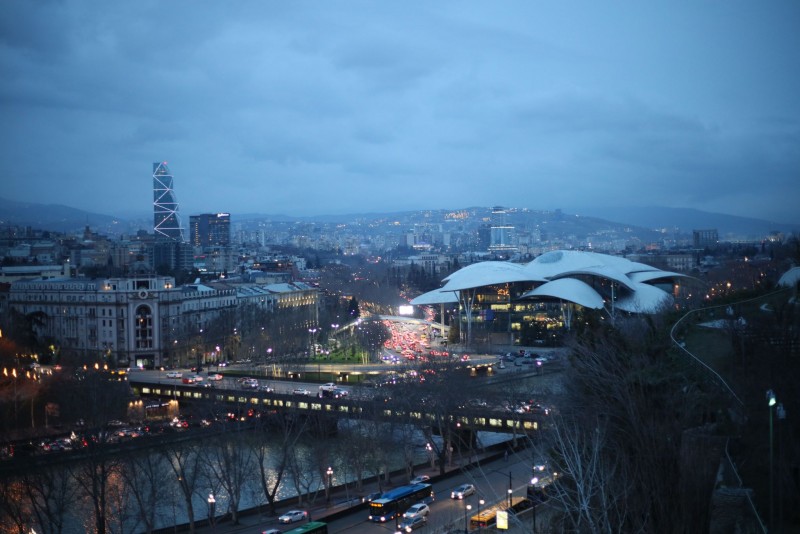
[284, 521, 328, 534]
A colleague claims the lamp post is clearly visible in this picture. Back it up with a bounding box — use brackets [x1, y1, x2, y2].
[508, 471, 513, 509]
[426, 442, 435, 469]
[478, 499, 484, 533]
[776, 402, 786, 529]
[767, 389, 776, 531]
[326, 466, 333, 504]
[207, 493, 216, 528]
[464, 503, 472, 534]
[530, 477, 539, 534]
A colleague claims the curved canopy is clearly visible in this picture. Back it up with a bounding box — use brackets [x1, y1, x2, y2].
[410, 289, 459, 305]
[615, 282, 674, 313]
[429, 249, 684, 315]
[628, 270, 686, 284]
[520, 278, 605, 309]
[440, 261, 541, 291]
[778, 267, 800, 288]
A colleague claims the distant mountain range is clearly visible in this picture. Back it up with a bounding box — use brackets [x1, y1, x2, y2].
[0, 196, 796, 240]
[570, 206, 798, 239]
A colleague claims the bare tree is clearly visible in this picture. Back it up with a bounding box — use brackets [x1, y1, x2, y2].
[22, 464, 80, 534]
[0, 475, 30, 534]
[249, 412, 308, 516]
[201, 432, 255, 525]
[161, 441, 204, 533]
[119, 450, 172, 534]
[544, 315, 713, 533]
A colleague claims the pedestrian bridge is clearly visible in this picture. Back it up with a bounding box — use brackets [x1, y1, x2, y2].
[129, 381, 544, 436]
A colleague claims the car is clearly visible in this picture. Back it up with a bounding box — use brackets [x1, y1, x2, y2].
[278, 510, 307, 524]
[190, 374, 203, 382]
[399, 515, 427, 532]
[363, 491, 383, 503]
[165, 371, 182, 379]
[319, 382, 337, 392]
[403, 503, 430, 519]
[181, 377, 196, 384]
[207, 373, 223, 381]
[196, 382, 214, 388]
[292, 388, 312, 396]
[451, 483, 476, 499]
[410, 475, 430, 485]
[259, 384, 275, 393]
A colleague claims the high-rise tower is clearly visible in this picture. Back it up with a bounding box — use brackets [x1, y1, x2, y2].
[152, 162, 185, 241]
[189, 213, 231, 249]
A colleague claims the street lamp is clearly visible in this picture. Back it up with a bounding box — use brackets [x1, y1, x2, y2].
[508, 471, 513, 509]
[478, 499, 484, 533]
[767, 389, 777, 530]
[426, 442, 435, 469]
[464, 503, 472, 534]
[326, 466, 333, 504]
[530, 477, 539, 534]
[207, 493, 216, 528]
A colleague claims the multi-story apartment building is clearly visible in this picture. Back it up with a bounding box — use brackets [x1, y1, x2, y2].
[8, 275, 236, 369]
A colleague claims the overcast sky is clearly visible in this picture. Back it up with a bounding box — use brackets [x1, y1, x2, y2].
[1, 1, 798, 223]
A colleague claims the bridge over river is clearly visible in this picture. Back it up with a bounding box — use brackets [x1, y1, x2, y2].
[128, 375, 546, 438]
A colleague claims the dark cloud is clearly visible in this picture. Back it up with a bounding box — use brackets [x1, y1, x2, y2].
[1, 0, 798, 223]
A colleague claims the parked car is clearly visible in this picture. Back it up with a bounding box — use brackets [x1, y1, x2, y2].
[410, 475, 430, 485]
[403, 503, 430, 519]
[399, 515, 427, 532]
[451, 483, 476, 499]
[278, 510, 307, 524]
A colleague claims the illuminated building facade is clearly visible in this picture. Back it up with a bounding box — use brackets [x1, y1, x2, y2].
[189, 213, 231, 249]
[152, 162, 185, 242]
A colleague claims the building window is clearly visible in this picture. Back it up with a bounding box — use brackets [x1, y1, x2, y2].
[135, 305, 154, 349]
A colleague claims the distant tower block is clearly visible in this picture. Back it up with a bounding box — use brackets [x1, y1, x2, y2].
[153, 162, 185, 242]
[489, 206, 516, 252]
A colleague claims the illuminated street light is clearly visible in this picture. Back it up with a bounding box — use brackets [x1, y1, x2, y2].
[207, 493, 216, 528]
[767, 389, 776, 530]
[326, 466, 333, 504]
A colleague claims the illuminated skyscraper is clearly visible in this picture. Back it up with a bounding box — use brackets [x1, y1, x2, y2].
[489, 206, 517, 252]
[152, 162, 185, 241]
[189, 213, 231, 249]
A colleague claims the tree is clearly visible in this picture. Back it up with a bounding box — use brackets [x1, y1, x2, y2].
[161, 441, 204, 533]
[201, 433, 255, 525]
[249, 412, 308, 516]
[540, 315, 716, 533]
[347, 297, 361, 320]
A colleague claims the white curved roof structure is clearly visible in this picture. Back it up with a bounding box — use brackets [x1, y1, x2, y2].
[778, 267, 800, 288]
[440, 261, 543, 291]
[520, 278, 605, 309]
[410, 289, 459, 305]
[615, 282, 674, 313]
[416, 249, 685, 315]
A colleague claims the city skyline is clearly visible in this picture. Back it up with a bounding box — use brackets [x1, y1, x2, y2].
[1, 2, 799, 223]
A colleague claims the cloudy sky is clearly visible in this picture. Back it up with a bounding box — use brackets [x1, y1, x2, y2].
[1, 1, 798, 223]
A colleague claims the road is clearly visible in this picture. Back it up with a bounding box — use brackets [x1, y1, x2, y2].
[189, 447, 537, 534]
